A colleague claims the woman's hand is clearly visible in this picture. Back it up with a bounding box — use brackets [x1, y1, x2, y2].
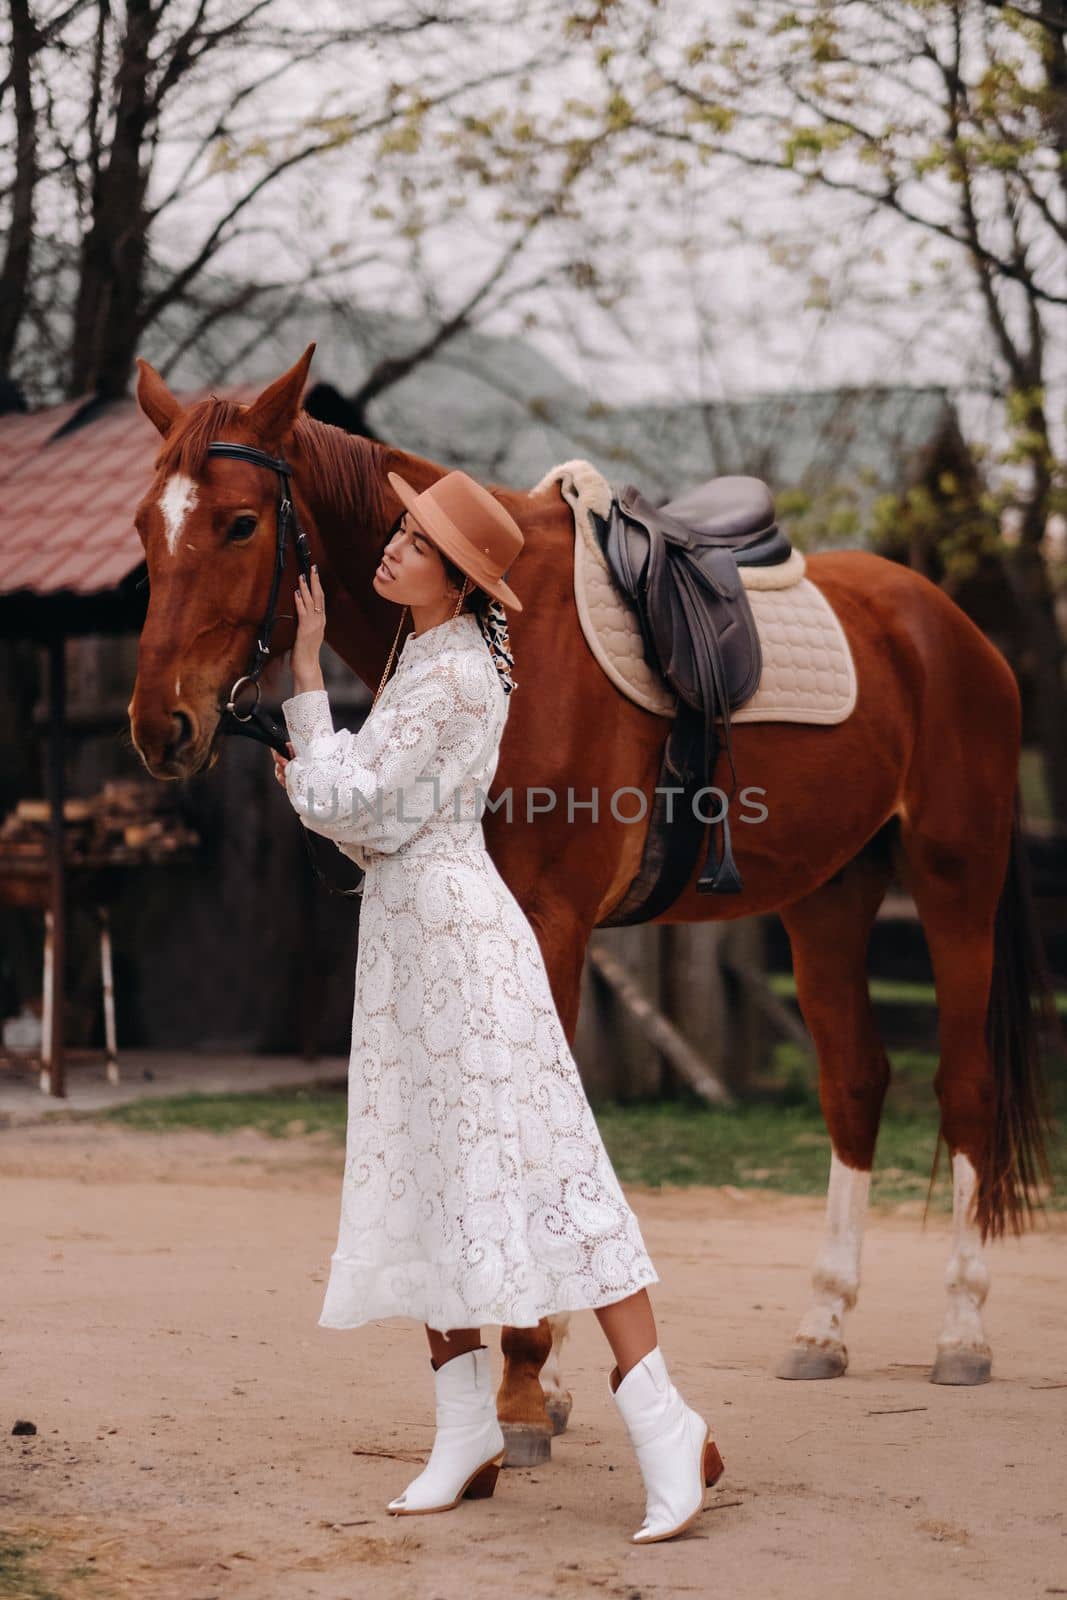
[291, 566, 326, 692]
[272, 741, 295, 788]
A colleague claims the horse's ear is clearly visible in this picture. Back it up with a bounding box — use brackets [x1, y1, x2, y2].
[244, 343, 316, 442]
[135, 357, 182, 438]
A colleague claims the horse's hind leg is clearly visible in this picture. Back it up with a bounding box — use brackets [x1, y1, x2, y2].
[894, 631, 1032, 1384]
[776, 830, 895, 1379]
[897, 823, 1003, 1385]
[933, 1146, 991, 1384]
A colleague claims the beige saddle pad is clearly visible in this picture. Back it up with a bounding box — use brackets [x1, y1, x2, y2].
[531, 458, 857, 725]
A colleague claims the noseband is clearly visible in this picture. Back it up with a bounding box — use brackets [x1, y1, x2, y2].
[207, 440, 313, 753]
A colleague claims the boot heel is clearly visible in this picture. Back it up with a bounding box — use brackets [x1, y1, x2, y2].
[703, 1438, 725, 1487]
[463, 1458, 501, 1500]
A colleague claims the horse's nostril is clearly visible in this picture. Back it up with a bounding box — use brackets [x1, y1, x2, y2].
[166, 708, 195, 758]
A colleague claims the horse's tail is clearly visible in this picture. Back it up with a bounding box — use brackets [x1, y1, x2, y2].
[977, 788, 1057, 1239]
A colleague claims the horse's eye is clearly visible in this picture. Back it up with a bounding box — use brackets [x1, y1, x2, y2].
[227, 515, 258, 542]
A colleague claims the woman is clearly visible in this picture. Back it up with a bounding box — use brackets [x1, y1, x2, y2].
[272, 467, 723, 1543]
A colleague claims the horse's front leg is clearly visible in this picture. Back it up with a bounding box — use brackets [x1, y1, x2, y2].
[541, 1312, 573, 1433]
[491, 881, 596, 1460]
[778, 1151, 873, 1378]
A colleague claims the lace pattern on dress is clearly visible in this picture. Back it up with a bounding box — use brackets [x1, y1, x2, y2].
[280, 609, 659, 1331]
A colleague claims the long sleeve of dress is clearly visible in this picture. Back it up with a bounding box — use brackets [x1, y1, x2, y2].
[280, 654, 495, 859]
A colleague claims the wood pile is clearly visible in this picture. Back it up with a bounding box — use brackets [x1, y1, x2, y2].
[0, 779, 201, 870]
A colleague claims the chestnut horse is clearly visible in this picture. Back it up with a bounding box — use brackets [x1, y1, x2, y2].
[129, 346, 1051, 1460]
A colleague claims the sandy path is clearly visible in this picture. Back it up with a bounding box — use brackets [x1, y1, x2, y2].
[1, 1120, 1064, 1600]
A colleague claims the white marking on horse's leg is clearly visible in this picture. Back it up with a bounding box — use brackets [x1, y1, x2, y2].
[541, 1312, 571, 1400]
[936, 1152, 991, 1360]
[159, 474, 198, 555]
[540, 1312, 573, 1431]
[788, 1151, 869, 1367]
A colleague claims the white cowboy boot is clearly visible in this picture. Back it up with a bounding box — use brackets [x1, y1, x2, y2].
[610, 1345, 724, 1543]
[387, 1345, 505, 1515]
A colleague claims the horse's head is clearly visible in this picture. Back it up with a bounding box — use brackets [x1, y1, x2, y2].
[128, 344, 316, 780]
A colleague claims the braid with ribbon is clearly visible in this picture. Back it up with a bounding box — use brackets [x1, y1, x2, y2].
[476, 596, 517, 695]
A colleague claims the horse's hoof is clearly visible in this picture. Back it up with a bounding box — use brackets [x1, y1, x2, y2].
[501, 1423, 552, 1467]
[930, 1347, 992, 1386]
[776, 1341, 848, 1380]
[544, 1392, 572, 1436]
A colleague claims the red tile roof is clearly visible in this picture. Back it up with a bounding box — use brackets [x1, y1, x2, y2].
[0, 395, 93, 484]
[0, 384, 260, 596]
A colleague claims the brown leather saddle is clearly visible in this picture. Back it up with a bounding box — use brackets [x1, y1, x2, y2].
[590, 475, 791, 903]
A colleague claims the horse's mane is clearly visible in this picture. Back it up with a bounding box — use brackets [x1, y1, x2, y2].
[156, 397, 390, 540]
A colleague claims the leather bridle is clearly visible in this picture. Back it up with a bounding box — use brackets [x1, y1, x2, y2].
[206, 438, 366, 898]
[208, 440, 313, 755]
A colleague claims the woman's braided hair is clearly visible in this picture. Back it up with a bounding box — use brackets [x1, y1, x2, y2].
[439, 551, 517, 697]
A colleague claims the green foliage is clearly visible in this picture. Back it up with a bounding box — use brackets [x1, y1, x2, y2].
[912, 141, 949, 177]
[684, 102, 736, 133]
[604, 90, 634, 131]
[378, 119, 423, 158]
[306, 115, 359, 152]
[781, 125, 829, 167]
[588, 0, 1067, 554]
[774, 486, 812, 523]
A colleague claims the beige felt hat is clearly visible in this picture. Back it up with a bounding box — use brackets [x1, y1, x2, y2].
[386, 468, 524, 612]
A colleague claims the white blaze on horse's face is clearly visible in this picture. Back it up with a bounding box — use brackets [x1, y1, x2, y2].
[159, 473, 198, 556]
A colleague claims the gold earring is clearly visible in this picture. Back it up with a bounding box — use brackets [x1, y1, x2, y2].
[451, 576, 470, 619]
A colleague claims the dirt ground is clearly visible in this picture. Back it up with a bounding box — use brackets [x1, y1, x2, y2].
[1, 1119, 1064, 1600]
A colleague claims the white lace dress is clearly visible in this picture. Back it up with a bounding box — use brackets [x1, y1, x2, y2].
[281, 610, 658, 1333]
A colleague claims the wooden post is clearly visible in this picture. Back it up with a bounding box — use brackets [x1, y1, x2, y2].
[660, 922, 734, 1096]
[576, 926, 667, 1100]
[43, 635, 67, 1097]
[720, 918, 815, 1058]
[100, 905, 119, 1084]
[586, 939, 734, 1106]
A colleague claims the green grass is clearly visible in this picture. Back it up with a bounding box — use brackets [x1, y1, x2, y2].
[592, 1038, 1064, 1208]
[96, 1083, 345, 1138]
[80, 1040, 1065, 1214]
[591, 1099, 942, 1204]
[0, 1533, 63, 1600]
[766, 971, 943, 1004]
[593, 1042, 946, 1205]
[766, 971, 1067, 1015]
[90, 1080, 939, 1204]
[87, 1078, 955, 1209]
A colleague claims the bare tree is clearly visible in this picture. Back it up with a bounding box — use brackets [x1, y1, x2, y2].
[0, 0, 545, 402]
